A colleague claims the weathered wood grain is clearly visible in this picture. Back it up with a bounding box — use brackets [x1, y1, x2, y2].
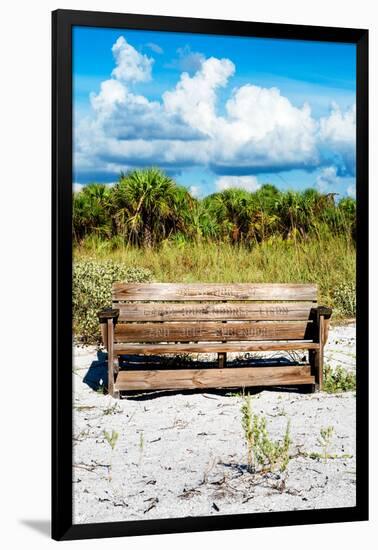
[318, 314, 324, 389]
[114, 366, 314, 391]
[218, 352, 227, 368]
[107, 319, 115, 397]
[115, 302, 314, 322]
[101, 281, 329, 396]
[113, 341, 319, 355]
[309, 314, 324, 391]
[100, 323, 107, 348]
[114, 321, 311, 343]
[323, 318, 330, 346]
[112, 283, 318, 302]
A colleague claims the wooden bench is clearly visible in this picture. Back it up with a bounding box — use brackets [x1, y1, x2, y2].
[98, 283, 332, 398]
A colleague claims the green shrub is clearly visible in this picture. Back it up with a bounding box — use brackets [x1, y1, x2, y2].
[323, 365, 356, 393]
[73, 259, 152, 343]
[333, 281, 356, 317]
[241, 394, 291, 474]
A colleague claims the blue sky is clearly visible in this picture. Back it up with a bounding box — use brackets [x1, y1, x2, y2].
[73, 26, 356, 198]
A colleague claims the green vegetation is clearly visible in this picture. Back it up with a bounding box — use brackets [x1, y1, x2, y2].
[317, 426, 334, 462]
[104, 429, 119, 450]
[103, 402, 122, 415]
[241, 394, 291, 474]
[323, 365, 356, 393]
[73, 168, 356, 341]
[298, 425, 353, 461]
[306, 450, 353, 461]
[73, 259, 152, 343]
[74, 168, 356, 247]
[332, 282, 356, 317]
[73, 168, 196, 248]
[76, 236, 354, 298]
[103, 429, 119, 481]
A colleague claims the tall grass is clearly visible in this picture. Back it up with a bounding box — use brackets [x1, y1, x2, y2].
[74, 233, 355, 316]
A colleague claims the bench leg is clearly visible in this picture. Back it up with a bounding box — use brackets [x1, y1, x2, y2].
[112, 356, 120, 399]
[309, 312, 325, 392]
[218, 352, 227, 368]
[107, 319, 119, 398]
[309, 347, 323, 392]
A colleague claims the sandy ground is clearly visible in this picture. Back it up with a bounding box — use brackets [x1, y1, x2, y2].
[72, 322, 356, 524]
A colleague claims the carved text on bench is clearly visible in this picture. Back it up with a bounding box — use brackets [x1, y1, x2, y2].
[143, 306, 289, 317]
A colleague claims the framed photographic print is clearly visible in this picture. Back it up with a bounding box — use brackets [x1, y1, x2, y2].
[52, 9, 368, 541]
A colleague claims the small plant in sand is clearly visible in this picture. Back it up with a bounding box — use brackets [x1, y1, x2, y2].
[241, 394, 291, 474]
[323, 365, 356, 393]
[103, 429, 119, 481]
[299, 426, 352, 461]
[103, 401, 122, 415]
[317, 426, 334, 462]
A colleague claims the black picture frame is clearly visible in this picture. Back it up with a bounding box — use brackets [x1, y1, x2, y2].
[52, 8, 369, 541]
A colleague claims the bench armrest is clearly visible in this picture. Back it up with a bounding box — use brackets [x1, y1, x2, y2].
[314, 305, 332, 347]
[98, 308, 119, 324]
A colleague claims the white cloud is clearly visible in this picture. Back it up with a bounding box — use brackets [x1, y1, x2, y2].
[318, 103, 356, 176]
[90, 79, 127, 114]
[176, 45, 206, 73]
[319, 102, 355, 143]
[211, 85, 318, 172]
[73, 182, 85, 193]
[215, 175, 261, 192]
[74, 36, 356, 189]
[189, 185, 203, 198]
[315, 166, 339, 192]
[146, 42, 163, 54]
[163, 74, 319, 173]
[347, 185, 356, 198]
[163, 57, 235, 135]
[111, 36, 154, 82]
[73, 182, 116, 192]
[165, 45, 206, 74]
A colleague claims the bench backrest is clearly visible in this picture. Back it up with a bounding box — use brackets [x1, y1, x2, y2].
[111, 283, 318, 344]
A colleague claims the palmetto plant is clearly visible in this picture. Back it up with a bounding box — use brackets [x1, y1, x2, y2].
[274, 191, 304, 239]
[73, 183, 113, 242]
[72, 168, 356, 247]
[204, 188, 253, 243]
[112, 168, 194, 247]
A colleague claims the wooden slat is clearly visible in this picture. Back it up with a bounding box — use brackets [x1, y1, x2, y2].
[114, 321, 312, 343]
[112, 283, 317, 302]
[116, 302, 314, 322]
[114, 366, 314, 391]
[114, 341, 319, 354]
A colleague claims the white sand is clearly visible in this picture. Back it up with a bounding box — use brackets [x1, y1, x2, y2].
[72, 322, 356, 524]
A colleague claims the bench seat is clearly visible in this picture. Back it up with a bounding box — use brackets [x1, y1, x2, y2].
[114, 365, 315, 392]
